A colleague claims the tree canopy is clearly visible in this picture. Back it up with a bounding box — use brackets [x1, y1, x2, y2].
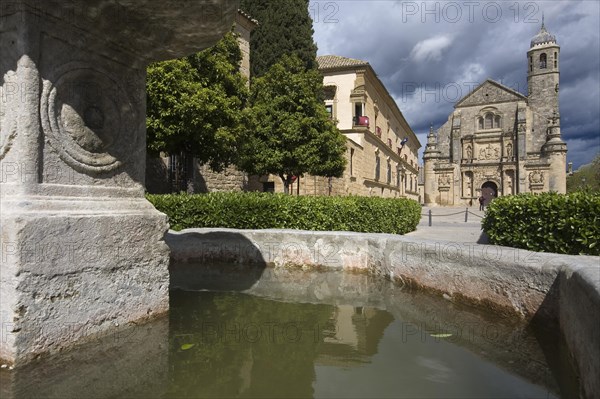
[567, 154, 600, 193]
[240, 0, 318, 77]
[146, 31, 248, 172]
[238, 55, 347, 194]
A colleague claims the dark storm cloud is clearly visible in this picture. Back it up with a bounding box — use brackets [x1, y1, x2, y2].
[312, 0, 600, 168]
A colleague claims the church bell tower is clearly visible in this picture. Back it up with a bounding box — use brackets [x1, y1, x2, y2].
[527, 17, 560, 147]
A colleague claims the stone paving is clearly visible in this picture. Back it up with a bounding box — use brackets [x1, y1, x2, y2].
[405, 206, 490, 244]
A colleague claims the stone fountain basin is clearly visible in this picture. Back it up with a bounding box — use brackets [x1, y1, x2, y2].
[167, 228, 600, 399]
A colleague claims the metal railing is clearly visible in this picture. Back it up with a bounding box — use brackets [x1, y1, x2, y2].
[421, 208, 484, 226]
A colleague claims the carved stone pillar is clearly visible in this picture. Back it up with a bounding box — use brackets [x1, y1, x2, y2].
[0, 0, 238, 365]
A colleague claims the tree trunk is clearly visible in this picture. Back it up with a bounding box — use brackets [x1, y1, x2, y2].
[280, 174, 290, 195]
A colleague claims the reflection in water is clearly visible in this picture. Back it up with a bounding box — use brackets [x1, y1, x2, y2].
[0, 280, 573, 399]
[166, 291, 559, 399]
[0, 318, 170, 399]
[168, 291, 333, 398]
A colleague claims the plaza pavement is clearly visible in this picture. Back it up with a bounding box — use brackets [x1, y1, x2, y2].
[405, 206, 490, 244]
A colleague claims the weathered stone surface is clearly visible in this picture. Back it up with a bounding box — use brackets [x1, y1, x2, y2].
[0, 199, 170, 364]
[0, 0, 239, 365]
[559, 264, 600, 399]
[167, 228, 572, 318]
[0, 0, 238, 66]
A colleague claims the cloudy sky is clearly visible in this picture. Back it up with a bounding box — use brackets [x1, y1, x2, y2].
[310, 0, 600, 169]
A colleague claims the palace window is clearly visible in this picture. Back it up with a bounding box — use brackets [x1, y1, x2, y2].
[353, 103, 369, 127]
[325, 104, 333, 119]
[355, 103, 363, 118]
[323, 86, 336, 120]
[554, 52, 558, 68]
[375, 155, 381, 180]
[387, 162, 392, 184]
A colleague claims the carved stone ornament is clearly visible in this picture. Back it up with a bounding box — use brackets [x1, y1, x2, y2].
[438, 174, 452, 187]
[40, 63, 140, 175]
[0, 31, 19, 161]
[478, 144, 500, 160]
[529, 170, 544, 184]
[0, 85, 17, 161]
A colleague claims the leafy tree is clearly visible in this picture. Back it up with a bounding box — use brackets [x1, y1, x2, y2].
[146, 31, 248, 172]
[240, 0, 318, 77]
[567, 153, 600, 193]
[238, 55, 347, 194]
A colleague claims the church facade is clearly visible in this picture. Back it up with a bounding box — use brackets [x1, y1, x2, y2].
[423, 21, 567, 207]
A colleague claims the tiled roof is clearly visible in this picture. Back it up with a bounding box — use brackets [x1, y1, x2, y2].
[317, 55, 369, 70]
[238, 9, 258, 25]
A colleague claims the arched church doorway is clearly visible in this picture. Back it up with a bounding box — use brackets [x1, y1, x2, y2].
[481, 181, 498, 206]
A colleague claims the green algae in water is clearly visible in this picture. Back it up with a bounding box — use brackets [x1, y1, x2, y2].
[166, 290, 564, 399]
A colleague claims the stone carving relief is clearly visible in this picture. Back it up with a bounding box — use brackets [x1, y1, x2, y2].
[474, 169, 500, 184]
[465, 144, 472, 159]
[505, 171, 514, 195]
[0, 82, 18, 161]
[463, 173, 473, 197]
[506, 143, 513, 157]
[529, 170, 544, 185]
[0, 31, 19, 161]
[478, 144, 500, 160]
[438, 174, 452, 187]
[40, 63, 139, 174]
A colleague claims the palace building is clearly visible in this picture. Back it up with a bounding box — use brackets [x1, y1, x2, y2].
[423, 20, 567, 206]
[261, 55, 421, 198]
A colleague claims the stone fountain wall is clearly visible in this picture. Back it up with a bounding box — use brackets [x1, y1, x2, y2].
[0, 0, 239, 365]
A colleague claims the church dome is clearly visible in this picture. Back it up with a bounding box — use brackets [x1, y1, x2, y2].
[530, 21, 557, 47]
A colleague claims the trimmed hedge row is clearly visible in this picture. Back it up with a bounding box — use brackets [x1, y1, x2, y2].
[482, 192, 600, 255]
[147, 192, 421, 234]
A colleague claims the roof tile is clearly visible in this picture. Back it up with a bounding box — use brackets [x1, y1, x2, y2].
[317, 55, 369, 70]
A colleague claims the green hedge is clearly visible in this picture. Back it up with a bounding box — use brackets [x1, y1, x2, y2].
[482, 192, 600, 255]
[147, 192, 421, 234]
